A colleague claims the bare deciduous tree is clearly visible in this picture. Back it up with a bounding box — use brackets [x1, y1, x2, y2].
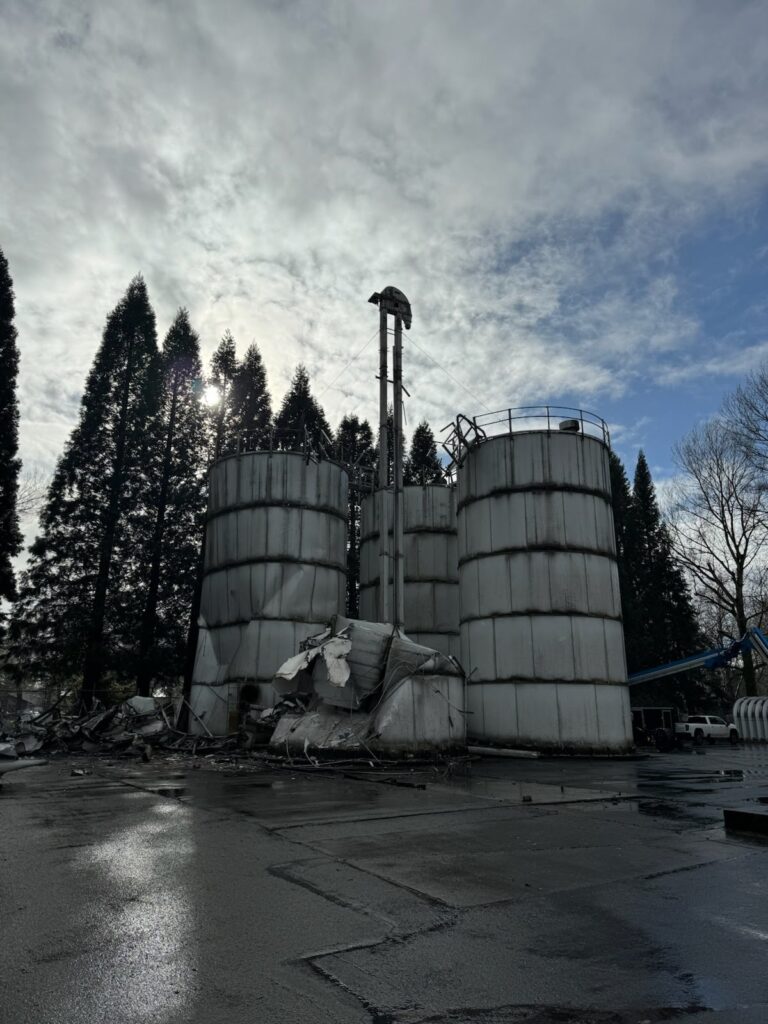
[670, 419, 768, 697]
[15, 468, 48, 520]
[725, 365, 768, 473]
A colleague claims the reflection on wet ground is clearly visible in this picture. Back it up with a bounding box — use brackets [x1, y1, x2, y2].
[4, 746, 768, 1023]
[430, 775, 627, 805]
[152, 787, 186, 798]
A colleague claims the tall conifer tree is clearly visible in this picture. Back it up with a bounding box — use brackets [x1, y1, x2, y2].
[376, 407, 401, 487]
[209, 330, 238, 456]
[11, 277, 159, 701]
[608, 451, 640, 669]
[336, 415, 375, 617]
[0, 249, 22, 617]
[404, 421, 445, 485]
[228, 342, 273, 452]
[627, 451, 703, 707]
[136, 310, 208, 694]
[274, 364, 332, 453]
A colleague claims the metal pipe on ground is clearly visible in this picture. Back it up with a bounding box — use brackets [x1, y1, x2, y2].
[468, 745, 540, 759]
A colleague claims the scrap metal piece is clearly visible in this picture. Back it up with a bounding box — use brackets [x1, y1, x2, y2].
[0, 759, 48, 778]
[14, 734, 44, 755]
[270, 618, 466, 755]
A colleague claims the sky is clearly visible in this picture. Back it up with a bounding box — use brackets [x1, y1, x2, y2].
[2, 0, 768, 510]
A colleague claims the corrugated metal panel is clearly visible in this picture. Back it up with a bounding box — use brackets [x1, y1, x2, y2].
[457, 431, 632, 753]
[359, 485, 460, 658]
[190, 452, 348, 733]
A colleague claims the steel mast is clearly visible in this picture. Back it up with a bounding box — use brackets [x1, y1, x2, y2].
[368, 286, 412, 629]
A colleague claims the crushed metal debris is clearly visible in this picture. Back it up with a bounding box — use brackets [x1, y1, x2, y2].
[0, 695, 231, 762]
[0, 689, 471, 777]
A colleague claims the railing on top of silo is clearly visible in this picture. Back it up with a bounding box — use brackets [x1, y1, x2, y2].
[215, 425, 335, 462]
[213, 425, 376, 493]
[440, 405, 611, 476]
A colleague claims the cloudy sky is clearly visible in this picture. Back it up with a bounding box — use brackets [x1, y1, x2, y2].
[3, 0, 768, 496]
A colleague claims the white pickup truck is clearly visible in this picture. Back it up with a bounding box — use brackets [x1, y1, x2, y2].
[675, 715, 739, 745]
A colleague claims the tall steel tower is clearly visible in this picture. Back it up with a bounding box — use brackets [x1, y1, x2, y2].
[368, 286, 412, 629]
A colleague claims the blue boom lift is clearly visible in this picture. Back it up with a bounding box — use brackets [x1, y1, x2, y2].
[628, 626, 768, 688]
[628, 626, 768, 749]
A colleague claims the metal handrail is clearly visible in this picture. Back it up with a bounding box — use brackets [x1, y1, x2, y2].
[215, 425, 336, 463]
[441, 405, 610, 473]
[214, 426, 377, 493]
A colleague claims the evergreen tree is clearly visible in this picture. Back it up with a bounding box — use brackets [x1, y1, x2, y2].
[274, 364, 333, 453]
[209, 330, 238, 457]
[375, 407, 400, 487]
[10, 277, 160, 702]
[0, 249, 22, 617]
[404, 421, 445, 485]
[608, 451, 640, 669]
[627, 451, 703, 708]
[136, 310, 208, 694]
[336, 415, 376, 617]
[227, 341, 272, 452]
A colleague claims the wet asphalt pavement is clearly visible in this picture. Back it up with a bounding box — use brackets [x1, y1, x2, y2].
[3, 746, 768, 1024]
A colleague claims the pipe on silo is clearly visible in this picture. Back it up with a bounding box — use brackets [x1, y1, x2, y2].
[360, 485, 460, 658]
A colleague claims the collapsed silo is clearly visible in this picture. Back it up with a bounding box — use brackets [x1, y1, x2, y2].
[189, 451, 348, 735]
[359, 485, 460, 658]
[455, 410, 633, 753]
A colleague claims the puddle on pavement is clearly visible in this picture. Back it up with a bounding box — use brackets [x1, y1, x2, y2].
[639, 768, 744, 783]
[436, 776, 623, 804]
[637, 768, 746, 796]
[636, 799, 716, 823]
[567, 797, 717, 826]
[152, 786, 186, 798]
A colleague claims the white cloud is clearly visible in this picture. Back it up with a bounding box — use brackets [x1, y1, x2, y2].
[609, 416, 652, 450]
[2, 0, 768, 477]
[655, 339, 768, 386]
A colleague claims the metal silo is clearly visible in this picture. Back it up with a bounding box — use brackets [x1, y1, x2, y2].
[453, 407, 633, 753]
[189, 451, 348, 734]
[359, 485, 460, 658]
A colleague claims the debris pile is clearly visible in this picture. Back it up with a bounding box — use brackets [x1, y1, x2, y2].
[266, 616, 467, 756]
[2, 620, 467, 764]
[0, 695, 233, 762]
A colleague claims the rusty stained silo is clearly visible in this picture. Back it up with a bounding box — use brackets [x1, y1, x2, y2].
[456, 409, 633, 753]
[359, 485, 460, 658]
[189, 451, 348, 734]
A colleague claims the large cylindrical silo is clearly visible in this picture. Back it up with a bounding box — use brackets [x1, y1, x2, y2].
[359, 485, 460, 658]
[189, 451, 348, 734]
[457, 423, 632, 752]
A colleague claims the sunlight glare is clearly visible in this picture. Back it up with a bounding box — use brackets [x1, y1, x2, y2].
[203, 384, 221, 407]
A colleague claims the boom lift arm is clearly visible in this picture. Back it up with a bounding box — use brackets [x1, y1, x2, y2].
[628, 626, 768, 686]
